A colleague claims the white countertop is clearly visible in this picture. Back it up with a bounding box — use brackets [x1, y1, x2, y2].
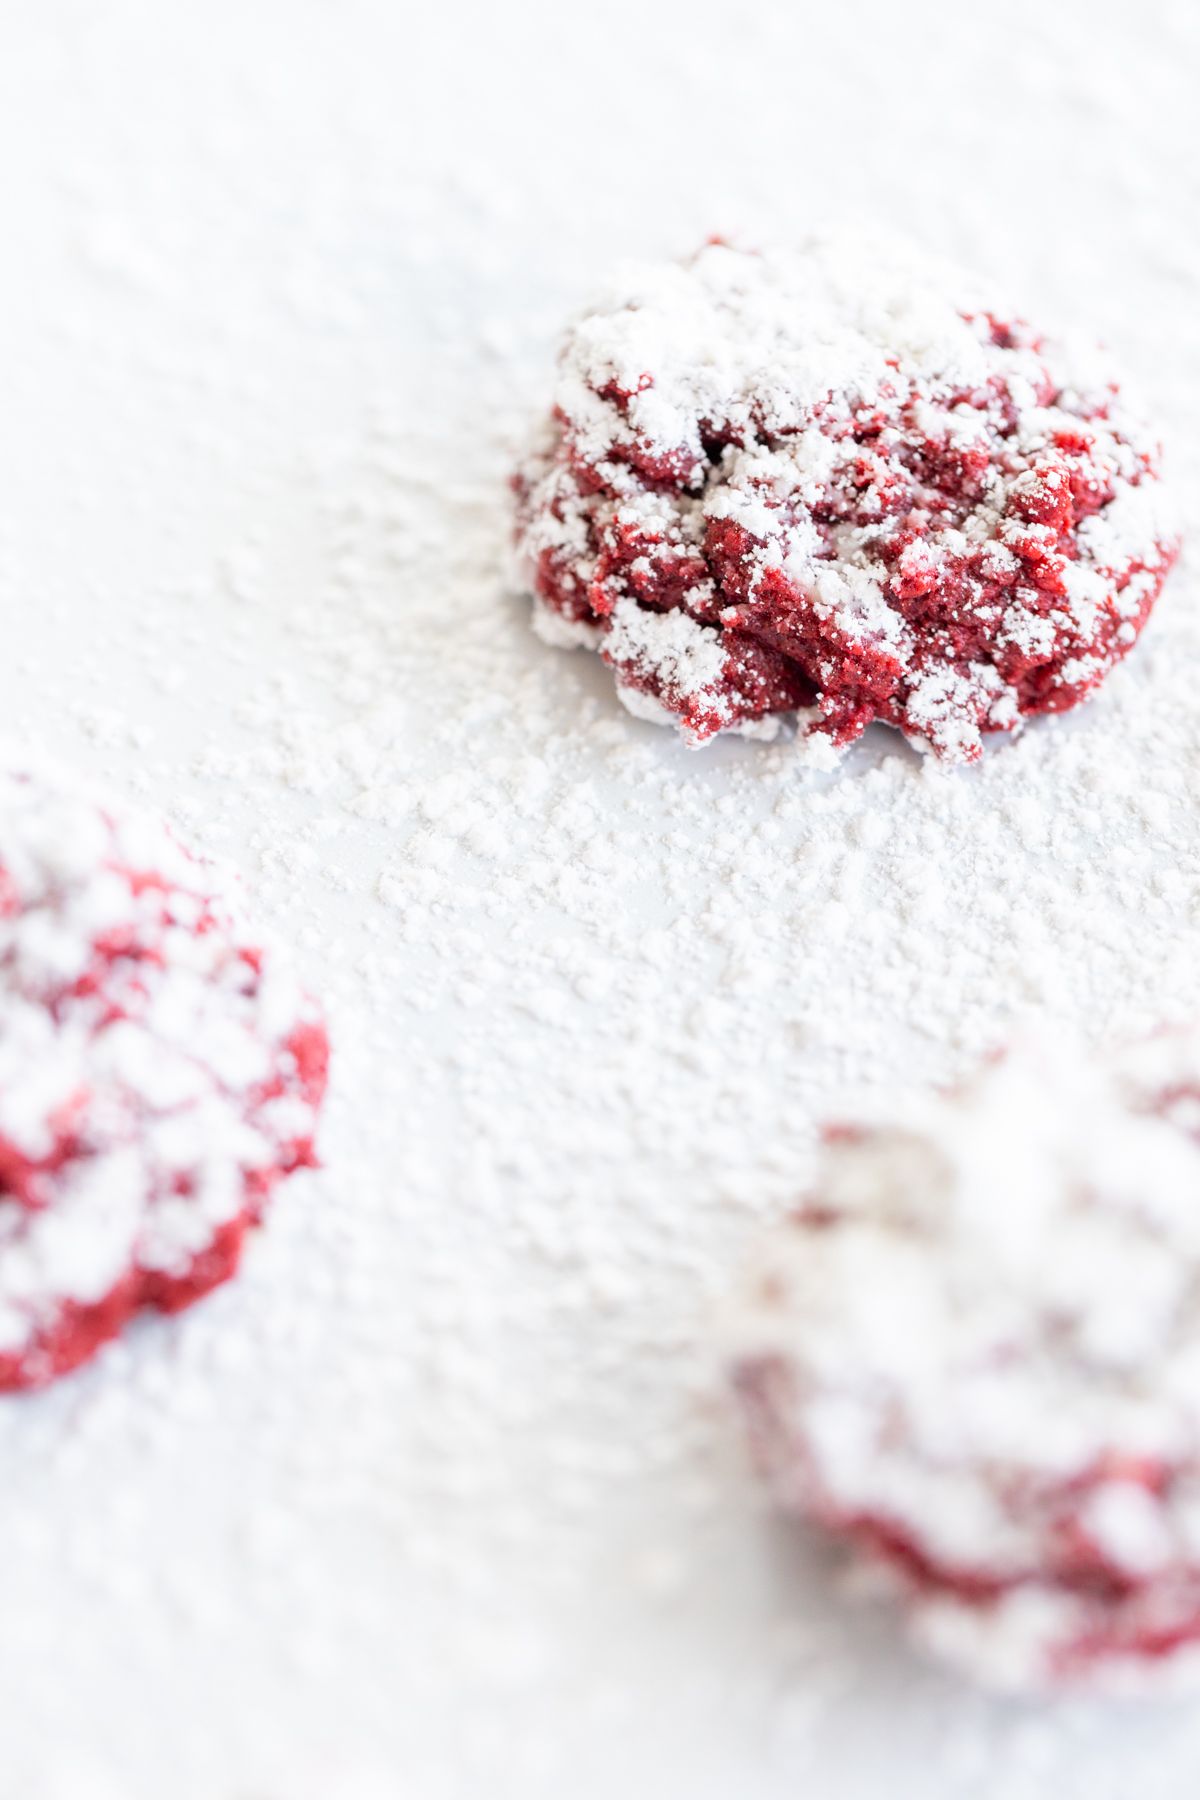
[1, 2, 1198, 1793]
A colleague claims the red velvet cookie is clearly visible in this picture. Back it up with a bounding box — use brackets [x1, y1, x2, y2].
[731, 1033, 1200, 1690]
[0, 763, 329, 1391]
[515, 236, 1178, 762]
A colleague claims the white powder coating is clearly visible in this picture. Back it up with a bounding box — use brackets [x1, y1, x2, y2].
[515, 235, 1176, 761]
[731, 1033, 1200, 1692]
[0, 761, 325, 1381]
[1, 1, 1200, 1796]
[550, 235, 997, 465]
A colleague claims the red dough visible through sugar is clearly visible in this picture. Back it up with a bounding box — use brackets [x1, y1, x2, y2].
[515, 236, 1178, 762]
[730, 1032, 1200, 1689]
[0, 766, 329, 1392]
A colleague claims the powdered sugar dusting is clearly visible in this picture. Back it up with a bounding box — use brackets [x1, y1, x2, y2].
[0, 759, 326, 1384]
[605, 596, 733, 737]
[731, 1030, 1200, 1691]
[0, 1, 1199, 1796]
[515, 234, 1177, 762]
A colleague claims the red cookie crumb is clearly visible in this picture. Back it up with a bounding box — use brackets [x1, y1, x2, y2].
[730, 1032, 1200, 1691]
[515, 236, 1178, 763]
[0, 763, 329, 1391]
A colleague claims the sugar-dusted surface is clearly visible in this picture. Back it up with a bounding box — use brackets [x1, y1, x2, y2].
[514, 236, 1177, 760]
[0, 1, 1198, 1795]
[734, 1031, 1200, 1692]
[0, 761, 327, 1388]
